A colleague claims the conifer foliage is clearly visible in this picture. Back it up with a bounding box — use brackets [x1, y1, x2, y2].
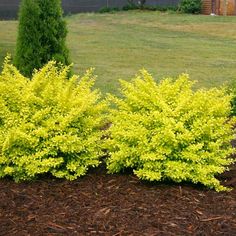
[14, 0, 69, 77]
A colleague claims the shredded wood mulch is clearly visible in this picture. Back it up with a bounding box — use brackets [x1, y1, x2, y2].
[0, 163, 235, 236]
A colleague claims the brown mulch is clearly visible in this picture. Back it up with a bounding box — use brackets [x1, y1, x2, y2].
[0, 164, 235, 236]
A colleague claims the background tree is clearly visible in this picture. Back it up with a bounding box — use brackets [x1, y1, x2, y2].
[14, 0, 70, 77]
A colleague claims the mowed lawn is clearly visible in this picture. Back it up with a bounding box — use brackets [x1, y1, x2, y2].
[0, 11, 236, 95]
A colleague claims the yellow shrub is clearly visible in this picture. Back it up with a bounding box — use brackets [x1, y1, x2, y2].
[105, 70, 235, 191]
[0, 57, 107, 181]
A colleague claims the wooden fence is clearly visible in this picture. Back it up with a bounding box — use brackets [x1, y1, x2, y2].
[202, 0, 236, 15]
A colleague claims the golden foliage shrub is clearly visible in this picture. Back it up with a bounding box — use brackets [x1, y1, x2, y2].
[0, 58, 107, 181]
[105, 70, 235, 191]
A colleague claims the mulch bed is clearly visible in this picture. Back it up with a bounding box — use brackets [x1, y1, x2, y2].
[0, 163, 235, 236]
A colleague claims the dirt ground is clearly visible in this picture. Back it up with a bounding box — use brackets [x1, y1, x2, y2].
[0, 163, 235, 236]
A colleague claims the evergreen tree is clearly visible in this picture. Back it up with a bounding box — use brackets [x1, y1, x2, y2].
[14, 0, 70, 77]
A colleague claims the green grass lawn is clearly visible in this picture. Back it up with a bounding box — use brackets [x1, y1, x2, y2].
[0, 11, 236, 95]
